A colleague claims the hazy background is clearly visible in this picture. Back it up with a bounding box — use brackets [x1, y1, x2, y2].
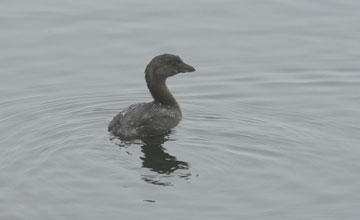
[1, 0, 360, 219]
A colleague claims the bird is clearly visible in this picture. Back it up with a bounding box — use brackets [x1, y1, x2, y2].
[108, 54, 195, 139]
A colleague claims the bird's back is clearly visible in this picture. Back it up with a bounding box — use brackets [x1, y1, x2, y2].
[108, 102, 182, 139]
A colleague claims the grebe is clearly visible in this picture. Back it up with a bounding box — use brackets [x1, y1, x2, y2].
[108, 54, 195, 139]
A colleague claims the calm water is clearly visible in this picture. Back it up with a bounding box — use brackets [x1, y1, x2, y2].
[1, 0, 360, 219]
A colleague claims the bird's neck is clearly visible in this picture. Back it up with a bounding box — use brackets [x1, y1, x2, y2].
[147, 80, 179, 106]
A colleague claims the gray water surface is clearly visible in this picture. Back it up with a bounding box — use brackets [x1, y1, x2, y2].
[1, 0, 360, 219]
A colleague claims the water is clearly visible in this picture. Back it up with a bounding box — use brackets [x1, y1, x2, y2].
[1, 0, 360, 219]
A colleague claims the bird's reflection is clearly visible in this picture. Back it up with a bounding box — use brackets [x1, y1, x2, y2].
[112, 134, 190, 186]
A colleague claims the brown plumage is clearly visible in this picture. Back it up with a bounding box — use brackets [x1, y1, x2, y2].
[108, 54, 195, 139]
